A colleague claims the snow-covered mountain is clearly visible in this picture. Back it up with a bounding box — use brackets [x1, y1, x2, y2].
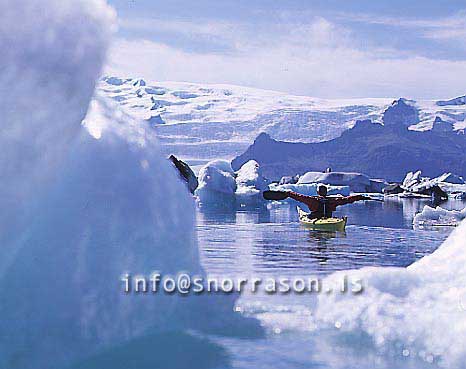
[98, 76, 466, 166]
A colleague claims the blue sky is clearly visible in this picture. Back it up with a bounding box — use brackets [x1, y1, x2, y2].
[106, 1, 466, 98]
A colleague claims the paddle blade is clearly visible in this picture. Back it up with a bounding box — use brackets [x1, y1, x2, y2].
[363, 196, 384, 202]
[263, 190, 288, 201]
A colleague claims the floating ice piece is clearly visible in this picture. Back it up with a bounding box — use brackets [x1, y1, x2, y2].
[235, 160, 269, 204]
[400, 170, 465, 199]
[195, 160, 271, 206]
[279, 175, 299, 185]
[435, 172, 465, 185]
[402, 170, 423, 189]
[195, 160, 237, 205]
[269, 183, 350, 199]
[413, 205, 466, 227]
[297, 171, 385, 193]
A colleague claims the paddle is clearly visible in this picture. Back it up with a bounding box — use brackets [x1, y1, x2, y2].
[263, 190, 289, 201]
[362, 196, 384, 202]
[263, 191, 384, 202]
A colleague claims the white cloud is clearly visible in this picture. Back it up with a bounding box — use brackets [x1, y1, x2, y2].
[105, 16, 466, 99]
[341, 11, 466, 42]
[119, 17, 238, 41]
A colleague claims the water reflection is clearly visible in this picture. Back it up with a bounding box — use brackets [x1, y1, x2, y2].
[196, 199, 459, 277]
[336, 197, 465, 229]
[197, 196, 466, 229]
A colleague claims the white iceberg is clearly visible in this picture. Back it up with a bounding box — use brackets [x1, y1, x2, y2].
[298, 171, 385, 193]
[0, 1, 258, 368]
[195, 160, 237, 205]
[413, 205, 466, 227]
[402, 170, 423, 189]
[399, 170, 466, 199]
[269, 183, 350, 198]
[196, 159, 270, 206]
[235, 160, 269, 204]
[315, 219, 466, 368]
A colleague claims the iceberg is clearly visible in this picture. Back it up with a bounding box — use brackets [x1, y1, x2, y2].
[235, 160, 269, 204]
[401, 170, 465, 198]
[279, 175, 300, 185]
[0, 0, 114, 276]
[402, 170, 423, 189]
[195, 160, 237, 205]
[413, 205, 466, 227]
[195, 159, 270, 206]
[315, 220, 466, 368]
[297, 171, 386, 193]
[269, 183, 350, 198]
[0, 1, 259, 368]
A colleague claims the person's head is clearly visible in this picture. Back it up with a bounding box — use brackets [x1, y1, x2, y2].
[318, 185, 328, 197]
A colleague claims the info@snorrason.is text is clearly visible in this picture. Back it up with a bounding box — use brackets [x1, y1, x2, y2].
[121, 272, 364, 295]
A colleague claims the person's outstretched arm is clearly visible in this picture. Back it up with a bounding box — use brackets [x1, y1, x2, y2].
[286, 191, 320, 211]
[331, 194, 369, 207]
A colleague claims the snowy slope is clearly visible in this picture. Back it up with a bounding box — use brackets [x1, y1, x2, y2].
[315, 219, 466, 368]
[98, 76, 466, 164]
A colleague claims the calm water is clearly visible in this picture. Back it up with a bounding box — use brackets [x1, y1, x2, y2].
[197, 198, 455, 277]
[195, 198, 463, 369]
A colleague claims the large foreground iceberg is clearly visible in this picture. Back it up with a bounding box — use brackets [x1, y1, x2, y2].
[0, 1, 258, 368]
[315, 220, 466, 367]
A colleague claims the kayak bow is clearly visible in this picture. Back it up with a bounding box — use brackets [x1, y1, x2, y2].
[297, 207, 347, 232]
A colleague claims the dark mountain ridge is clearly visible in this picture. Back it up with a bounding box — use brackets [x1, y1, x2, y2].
[232, 119, 466, 182]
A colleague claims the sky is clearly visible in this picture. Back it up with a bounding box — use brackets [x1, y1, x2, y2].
[105, 0, 466, 99]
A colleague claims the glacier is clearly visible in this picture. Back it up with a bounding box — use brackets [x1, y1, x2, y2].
[98, 76, 466, 164]
[0, 1, 259, 368]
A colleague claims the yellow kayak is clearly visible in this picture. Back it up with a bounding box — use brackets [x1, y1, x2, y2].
[297, 207, 347, 232]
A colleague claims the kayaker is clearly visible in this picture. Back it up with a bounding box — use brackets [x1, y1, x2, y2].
[286, 185, 370, 219]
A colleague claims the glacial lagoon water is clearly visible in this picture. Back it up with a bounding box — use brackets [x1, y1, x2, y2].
[196, 198, 464, 369]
